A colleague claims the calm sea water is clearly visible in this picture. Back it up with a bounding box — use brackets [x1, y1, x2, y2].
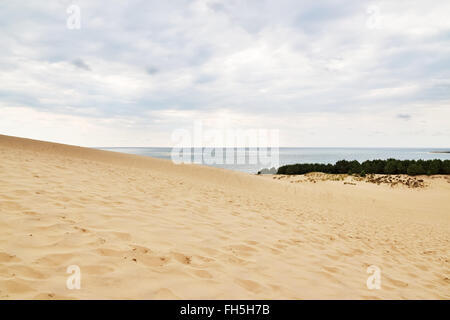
[98, 147, 450, 174]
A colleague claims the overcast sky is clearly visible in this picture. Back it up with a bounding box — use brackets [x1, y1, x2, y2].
[1, 0, 449, 147]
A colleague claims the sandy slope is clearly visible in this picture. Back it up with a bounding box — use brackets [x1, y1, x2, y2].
[0, 134, 448, 299]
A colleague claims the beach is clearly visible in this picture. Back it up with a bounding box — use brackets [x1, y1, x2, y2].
[0, 134, 449, 299]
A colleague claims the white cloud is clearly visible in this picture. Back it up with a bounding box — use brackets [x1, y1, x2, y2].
[0, 0, 449, 146]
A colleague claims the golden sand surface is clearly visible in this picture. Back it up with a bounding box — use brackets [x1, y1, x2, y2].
[0, 134, 448, 299]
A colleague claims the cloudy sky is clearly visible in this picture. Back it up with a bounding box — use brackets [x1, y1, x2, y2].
[1, 0, 449, 147]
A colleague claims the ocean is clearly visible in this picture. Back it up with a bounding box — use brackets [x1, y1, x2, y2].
[98, 147, 450, 174]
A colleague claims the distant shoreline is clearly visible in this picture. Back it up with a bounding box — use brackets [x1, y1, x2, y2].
[430, 151, 450, 154]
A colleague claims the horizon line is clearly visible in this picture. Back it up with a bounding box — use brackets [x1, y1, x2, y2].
[96, 146, 450, 150]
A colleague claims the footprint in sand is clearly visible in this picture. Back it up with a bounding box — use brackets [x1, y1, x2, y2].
[5, 265, 47, 280]
[138, 255, 170, 267]
[384, 276, 409, 288]
[191, 269, 213, 279]
[235, 278, 262, 294]
[0, 252, 21, 263]
[171, 252, 192, 265]
[0, 279, 34, 295]
[153, 288, 179, 299]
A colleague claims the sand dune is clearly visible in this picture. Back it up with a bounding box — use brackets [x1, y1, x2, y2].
[0, 134, 449, 299]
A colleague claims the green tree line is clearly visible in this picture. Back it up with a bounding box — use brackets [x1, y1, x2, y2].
[277, 159, 450, 176]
